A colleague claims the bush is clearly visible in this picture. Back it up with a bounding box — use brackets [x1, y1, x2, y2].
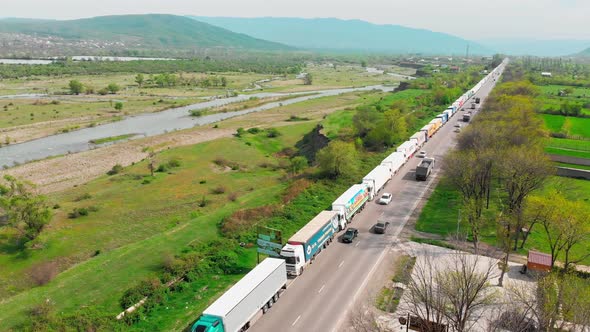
[74, 193, 92, 202]
[156, 164, 169, 173]
[68, 207, 89, 219]
[141, 178, 151, 185]
[228, 192, 238, 202]
[28, 261, 59, 286]
[198, 196, 209, 207]
[235, 127, 246, 137]
[189, 109, 204, 117]
[220, 205, 277, 236]
[120, 278, 163, 309]
[266, 128, 281, 138]
[211, 185, 226, 194]
[247, 127, 261, 134]
[52, 204, 60, 209]
[107, 164, 123, 175]
[167, 158, 181, 168]
[199, 179, 207, 184]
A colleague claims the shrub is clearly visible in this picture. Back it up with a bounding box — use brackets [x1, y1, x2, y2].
[235, 127, 246, 137]
[156, 164, 169, 173]
[247, 127, 261, 134]
[266, 128, 281, 138]
[74, 193, 92, 202]
[228, 192, 238, 202]
[68, 207, 89, 219]
[220, 205, 277, 236]
[107, 164, 123, 175]
[28, 261, 59, 286]
[141, 178, 151, 185]
[189, 109, 204, 117]
[167, 158, 181, 168]
[120, 278, 163, 309]
[211, 185, 226, 195]
[198, 196, 209, 207]
[199, 179, 207, 184]
[52, 204, 60, 209]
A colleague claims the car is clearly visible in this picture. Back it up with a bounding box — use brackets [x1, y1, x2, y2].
[373, 222, 390, 234]
[454, 127, 462, 133]
[417, 151, 427, 158]
[342, 228, 358, 243]
[378, 193, 392, 205]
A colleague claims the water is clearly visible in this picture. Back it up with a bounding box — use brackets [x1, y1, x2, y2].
[0, 59, 53, 65]
[0, 85, 394, 167]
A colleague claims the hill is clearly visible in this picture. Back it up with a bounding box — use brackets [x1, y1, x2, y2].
[0, 14, 290, 52]
[577, 47, 590, 57]
[191, 17, 491, 55]
[480, 38, 590, 56]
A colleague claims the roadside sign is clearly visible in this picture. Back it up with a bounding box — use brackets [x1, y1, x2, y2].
[257, 226, 283, 261]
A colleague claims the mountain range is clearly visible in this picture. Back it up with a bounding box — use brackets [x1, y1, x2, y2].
[0, 14, 290, 51]
[478, 38, 590, 57]
[192, 17, 491, 55]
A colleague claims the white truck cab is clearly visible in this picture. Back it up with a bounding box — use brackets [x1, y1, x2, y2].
[280, 244, 305, 276]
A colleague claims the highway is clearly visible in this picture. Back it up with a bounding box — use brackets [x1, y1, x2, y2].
[250, 62, 506, 332]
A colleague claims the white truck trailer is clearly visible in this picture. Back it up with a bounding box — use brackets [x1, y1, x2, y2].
[280, 211, 339, 276]
[191, 258, 287, 332]
[381, 151, 405, 175]
[332, 184, 370, 229]
[396, 140, 417, 160]
[362, 165, 392, 200]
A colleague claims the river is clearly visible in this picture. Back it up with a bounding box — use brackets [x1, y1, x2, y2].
[0, 85, 394, 167]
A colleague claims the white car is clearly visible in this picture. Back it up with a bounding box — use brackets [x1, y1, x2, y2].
[417, 151, 427, 158]
[378, 193, 393, 205]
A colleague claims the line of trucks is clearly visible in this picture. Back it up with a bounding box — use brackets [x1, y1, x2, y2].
[191, 62, 506, 332]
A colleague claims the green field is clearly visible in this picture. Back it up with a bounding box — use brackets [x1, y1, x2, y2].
[541, 114, 590, 138]
[538, 84, 590, 97]
[0, 122, 317, 329]
[546, 147, 590, 159]
[416, 177, 590, 265]
[555, 162, 590, 170]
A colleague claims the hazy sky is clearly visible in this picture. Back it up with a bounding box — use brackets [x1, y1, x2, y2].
[3, 0, 589, 40]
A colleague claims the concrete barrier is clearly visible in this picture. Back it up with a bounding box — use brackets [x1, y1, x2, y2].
[549, 154, 590, 166]
[556, 167, 590, 180]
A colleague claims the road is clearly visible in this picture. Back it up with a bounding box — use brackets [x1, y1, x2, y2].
[250, 63, 507, 332]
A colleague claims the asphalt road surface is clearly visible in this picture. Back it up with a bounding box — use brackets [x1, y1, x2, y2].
[250, 62, 507, 332]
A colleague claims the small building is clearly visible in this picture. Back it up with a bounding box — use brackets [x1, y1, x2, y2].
[527, 251, 552, 273]
[541, 72, 552, 77]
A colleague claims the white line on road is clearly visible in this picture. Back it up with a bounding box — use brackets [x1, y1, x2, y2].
[292, 315, 301, 326]
[318, 284, 326, 294]
[355, 241, 360, 247]
[338, 261, 344, 268]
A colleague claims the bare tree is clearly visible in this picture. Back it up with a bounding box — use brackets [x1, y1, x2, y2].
[348, 301, 387, 332]
[402, 251, 499, 332]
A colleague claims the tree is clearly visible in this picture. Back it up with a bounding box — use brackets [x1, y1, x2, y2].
[114, 102, 124, 111]
[68, 80, 84, 95]
[0, 175, 52, 243]
[361, 60, 367, 68]
[500, 146, 553, 251]
[135, 74, 144, 87]
[289, 156, 308, 175]
[107, 83, 121, 94]
[142, 147, 156, 177]
[403, 252, 498, 332]
[316, 141, 357, 178]
[302, 73, 312, 85]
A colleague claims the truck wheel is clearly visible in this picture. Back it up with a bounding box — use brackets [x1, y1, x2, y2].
[299, 267, 304, 275]
[262, 303, 268, 314]
[273, 293, 279, 302]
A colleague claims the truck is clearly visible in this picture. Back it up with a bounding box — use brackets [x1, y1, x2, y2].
[463, 111, 472, 122]
[410, 131, 427, 147]
[381, 151, 405, 175]
[191, 258, 287, 332]
[443, 109, 453, 120]
[420, 124, 435, 139]
[280, 211, 339, 276]
[436, 113, 448, 124]
[475, 97, 481, 104]
[429, 118, 442, 133]
[363, 165, 392, 200]
[470, 102, 476, 109]
[332, 184, 370, 228]
[397, 140, 417, 159]
[415, 157, 435, 181]
[446, 105, 457, 115]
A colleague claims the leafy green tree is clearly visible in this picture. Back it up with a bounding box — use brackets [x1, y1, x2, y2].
[303, 73, 312, 85]
[135, 74, 144, 87]
[114, 102, 124, 111]
[69, 80, 84, 95]
[316, 141, 357, 178]
[289, 156, 308, 175]
[107, 83, 121, 94]
[0, 175, 52, 243]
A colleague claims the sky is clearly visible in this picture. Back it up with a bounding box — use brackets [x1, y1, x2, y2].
[3, 0, 590, 40]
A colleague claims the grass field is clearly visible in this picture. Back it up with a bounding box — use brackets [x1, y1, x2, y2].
[0, 122, 317, 329]
[546, 147, 590, 159]
[555, 162, 590, 170]
[541, 114, 590, 138]
[415, 177, 590, 265]
[548, 137, 590, 152]
[538, 84, 590, 97]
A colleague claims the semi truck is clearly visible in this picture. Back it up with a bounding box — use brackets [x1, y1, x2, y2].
[191, 258, 287, 332]
[429, 118, 442, 133]
[332, 184, 369, 228]
[397, 140, 417, 159]
[446, 105, 457, 115]
[363, 165, 392, 200]
[420, 124, 435, 139]
[436, 113, 448, 124]
[443, 109, 453, 120]
[410, 131, 427, 147]
[381, 151, 405, 175]
[280, 211, 339, 276]
[416, 157, 435, 181]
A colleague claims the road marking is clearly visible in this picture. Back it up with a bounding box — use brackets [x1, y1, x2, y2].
[318, 284, 325, 294]
[292, 315, 301, 326]
[338, 261, 344, 268]
[355, 241, 360, 247]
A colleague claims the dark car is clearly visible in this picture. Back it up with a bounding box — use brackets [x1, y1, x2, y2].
[373, 222, 390, 234]
[342, 228, 358, 243]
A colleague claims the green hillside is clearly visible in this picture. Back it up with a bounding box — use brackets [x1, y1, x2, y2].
[0, 14, 290, 51]
[192, 17, 492, 55]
